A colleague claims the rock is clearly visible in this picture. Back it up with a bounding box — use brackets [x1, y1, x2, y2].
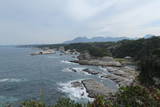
[71, 81, 84, 89]
[76, 59, 122, 67]
[76, 53, 122, 67]
[101, 74, 133, 86]
[82, 79, 115, 98]
[83, 69, 99, 75]
[31, 50, 55, 56]
[106, 67, 136, 80]
[68, 68, 99, 75]
[100, 57, 114, 62]
[69, 68, 77, 72]
[118, 81, 133, 87]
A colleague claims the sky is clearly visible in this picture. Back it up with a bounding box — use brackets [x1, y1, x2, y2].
[0, 0, 160, 45]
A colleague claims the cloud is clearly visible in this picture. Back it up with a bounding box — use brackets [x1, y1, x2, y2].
[0, 0, 160, 44]
[89, 0, 160, 37]
[66, 0, 118, 21]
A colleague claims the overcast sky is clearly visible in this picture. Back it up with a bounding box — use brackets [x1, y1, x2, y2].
[0, 0, 160, 45]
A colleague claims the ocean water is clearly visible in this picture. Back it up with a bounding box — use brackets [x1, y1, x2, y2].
[0, 47, 117, 105]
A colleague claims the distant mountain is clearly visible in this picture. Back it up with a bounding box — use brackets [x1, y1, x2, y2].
[144, 34, 155, 39]
[63, 36, 130, 44]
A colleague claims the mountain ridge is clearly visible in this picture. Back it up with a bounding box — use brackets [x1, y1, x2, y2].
[63, 36, 131, 44]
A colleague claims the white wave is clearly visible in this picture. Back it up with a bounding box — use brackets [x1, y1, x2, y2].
[0, 78, 26, 83]
[62, 68, 73, 72]
[62, 67, 91, 75]
[57, 80, 94, 102]
[99, 66, 108, 71]
[61, 60, 75, 64]
[72, 67, 85, 72]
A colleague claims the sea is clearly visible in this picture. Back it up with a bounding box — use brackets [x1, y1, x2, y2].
[0, 46, 117, 105]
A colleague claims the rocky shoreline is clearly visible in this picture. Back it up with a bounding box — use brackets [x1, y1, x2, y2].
[34, 48, 138, 100]
[30, 49, 55, 55]
[66, 51, 138, 99]
[70, 79, 115, 98]
[82, 79, 115, 98]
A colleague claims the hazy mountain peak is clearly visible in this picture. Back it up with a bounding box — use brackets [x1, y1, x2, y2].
[63, 36, 130, 44]
[144, 34, 155, 39]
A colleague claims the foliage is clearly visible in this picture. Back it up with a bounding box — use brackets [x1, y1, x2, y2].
[20, 100, 46, 107]
[138, 56, 160, 87]
[64, 42, 114, 57]
[53, 98, 82, 107]
[114, 86, 160, 107]
[112, 37, 160, 60]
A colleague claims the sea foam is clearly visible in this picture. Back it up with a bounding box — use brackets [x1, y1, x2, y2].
[61, 60, 75, 64]
[0, 78, 26, 83]
[57, 80, 94, 102]
[62, 67, 91, 75]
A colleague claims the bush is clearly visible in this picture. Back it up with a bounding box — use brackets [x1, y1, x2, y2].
[53, 98, 82, 107]
[114, 86, 160, 107]
[138, 56, 160, 87]
[21, 100, 46, 107]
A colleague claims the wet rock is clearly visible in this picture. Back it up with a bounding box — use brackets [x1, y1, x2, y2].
[82, 79, 115, 98]
[71, 81, 84, 89]
[69, 68, 77, 72]
[83, 69, 99, 75]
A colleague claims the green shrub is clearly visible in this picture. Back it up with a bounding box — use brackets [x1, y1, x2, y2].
[53, 98, 82, 107]
[138, 56, 160, 87]
[21, 100, 46, 107]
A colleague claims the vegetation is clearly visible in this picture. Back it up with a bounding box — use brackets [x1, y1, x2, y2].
[20, 98, 82, 107]
[138, 51, 160, 88]
[112, 37, 160, 60]
[64, 42, 114, 57]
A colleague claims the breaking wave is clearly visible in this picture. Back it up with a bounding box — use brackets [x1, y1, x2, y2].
[57, 80, 94, 102]
[0, 78, 26, 83]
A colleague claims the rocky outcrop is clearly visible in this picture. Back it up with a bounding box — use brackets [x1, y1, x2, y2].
[82, 79, 115, 98]
[74, 52, 122, 67]
[69, 68, 77, 72]
[71, 81, 84, 89]
[72, 59, 121, 67]
[31, 50, 55, 55]
[83, 69, 99, 75]
[101, 66, 138, 87]
[106, 66, 137, 79]
[101, 74, 133, 87]
[69, 68, 99, 75]
[64, 49, 80, 55]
